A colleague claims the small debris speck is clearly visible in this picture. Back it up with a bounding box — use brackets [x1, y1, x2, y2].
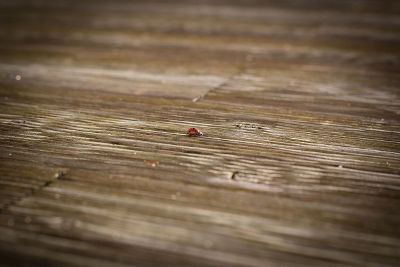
[54, 171, 68, 180]
[230, 171, 239, 180]
[192, 96, 202, 102]
[15, 74, 22, 81]
[24, 216, 32, 224]
[145, 160, 159, 167]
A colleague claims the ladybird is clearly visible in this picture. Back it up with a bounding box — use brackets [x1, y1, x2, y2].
[187, 127, 203, 137]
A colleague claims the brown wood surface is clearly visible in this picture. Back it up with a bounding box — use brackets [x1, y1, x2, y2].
[0, 0, 400, 266]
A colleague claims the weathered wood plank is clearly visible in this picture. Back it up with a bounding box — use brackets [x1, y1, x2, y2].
[0, 0, 399, 266]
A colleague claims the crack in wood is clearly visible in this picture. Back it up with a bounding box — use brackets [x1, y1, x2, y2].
[0, 169, 68, 213]
[193, 56, 250, 102]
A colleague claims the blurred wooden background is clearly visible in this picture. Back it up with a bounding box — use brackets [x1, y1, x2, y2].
[0, 0, 400, 266]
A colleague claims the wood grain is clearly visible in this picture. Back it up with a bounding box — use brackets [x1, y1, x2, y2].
[0, 0, 399, 266]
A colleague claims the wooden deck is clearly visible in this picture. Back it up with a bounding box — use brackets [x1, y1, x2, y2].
[1, 0, 400, 266]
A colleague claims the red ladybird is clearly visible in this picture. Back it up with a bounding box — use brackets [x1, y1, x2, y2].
[187, 127, 203, 137]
